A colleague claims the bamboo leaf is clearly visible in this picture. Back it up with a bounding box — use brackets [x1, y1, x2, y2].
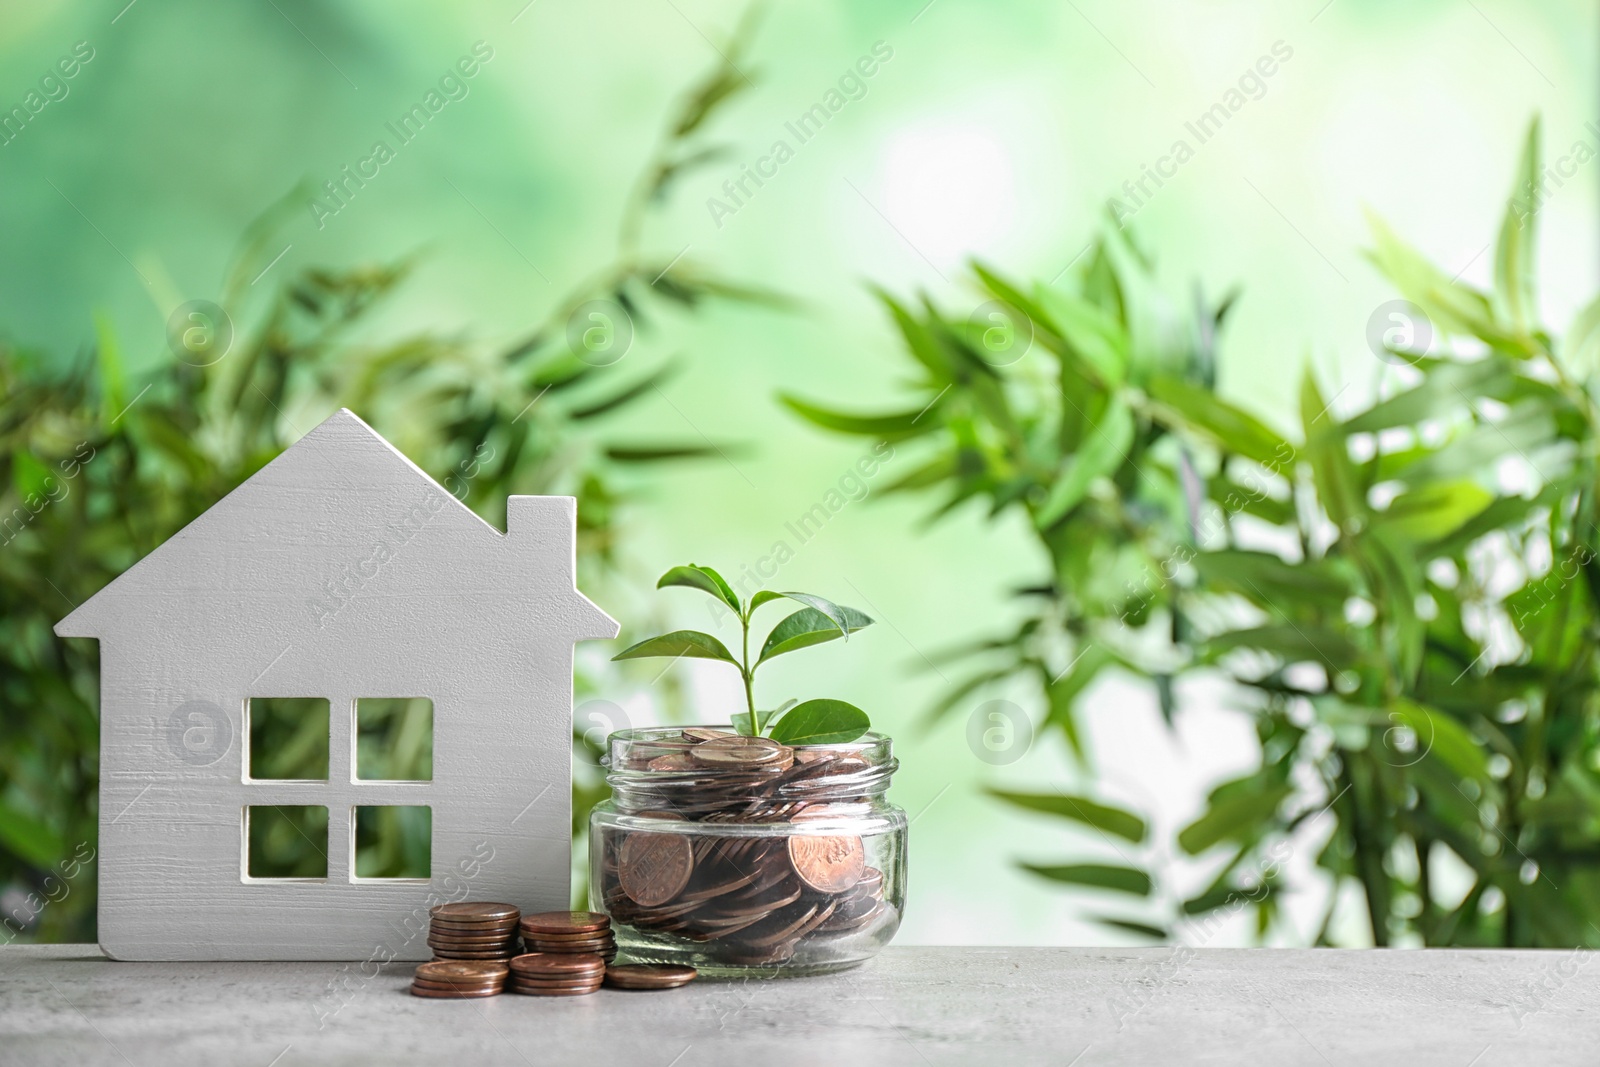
[1149, 374, 1291, 467]
[988, 789, 1147, 843]
[780, 394, 944, 439]
[1021, 862, 1153, 896]
[1178, 783, 1292, 855]
[1493, 117, 1541, 334]
[1035, 398, 1134, 527]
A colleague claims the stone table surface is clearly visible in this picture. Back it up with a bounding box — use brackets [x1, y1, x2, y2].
[0, 944, 1594, 1065]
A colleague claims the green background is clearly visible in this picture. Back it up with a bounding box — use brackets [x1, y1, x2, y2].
[1, 0, 1593, 945]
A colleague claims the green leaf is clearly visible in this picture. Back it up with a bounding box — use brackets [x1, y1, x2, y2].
[605, 444, 729, 463]
[657, 564, 741, 613]
[758, 605, 873, 663]
[988, 789, 1147, 843]
[1376, 480, 1493, 542]
[1563, 292, 1600, 373]
[1204, 624, 1361, 670]
[1035, 288, 1130, 388]
[611, 629, 738, 664]
[1021, 862, 1153, 897]
[11, 449, 55, 503]
[1035, 398, 1134, 527]
[1178, 783, 1292, 855]
[1340, 359, 1515, 435]
[567, 363, 678, 421]
[1493, 117, 1541, 334]
[1044, 645, 1118, 760]
[1088, 916, 1168, 940]
[766, 698, 870, 745]
[1365, 212, 1536, 357]
[779, 394, 943, 439]
[1299, 370, 1362, 528]
[1397, 399, 1555, 484]
[94, 312, 126, 430]
[1193, 550, 1353, 611]
[1388, 700, 1491, 782]
[0, 801, 66, 869]
[1148, 374, 1292, 467]
[751, 590, 856, 640]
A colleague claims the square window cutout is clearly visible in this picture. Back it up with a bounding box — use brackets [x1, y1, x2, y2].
[354, 806, 431, 879]
[246, 805, 329, 879]
[355, 698, 433, 781]
[248, 698, 330, 780]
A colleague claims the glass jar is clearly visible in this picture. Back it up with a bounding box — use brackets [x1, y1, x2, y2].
[589, 726, 907, 977]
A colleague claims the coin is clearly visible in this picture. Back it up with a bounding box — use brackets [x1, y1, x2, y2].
[525, 938, 612, 951]
[788, 833, 865, 894]
[648, 753, 698, 772]
[520, 911, 611, 935]
[431, 902, 519, 922]
[618, 830, 694, 907]
[411, 978, 504, 994]
[603, 964, 697, 990]
[409, 984, 502, 998]
[683, 728, 733, 743]
[416, 960, 511, 981]
[509, 952, 607, 975]
[506, 984, 601, 996]
[689, 735, 791, 768]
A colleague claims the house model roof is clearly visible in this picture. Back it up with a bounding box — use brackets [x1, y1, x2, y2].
[55, 407, 617, 643]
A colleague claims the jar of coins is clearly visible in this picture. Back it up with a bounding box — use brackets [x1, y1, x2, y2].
[590, 726, 906, 976]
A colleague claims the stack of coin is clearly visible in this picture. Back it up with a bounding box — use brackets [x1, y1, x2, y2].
[598, 731, 893, 967]
[603, 963, 697, 990]
[428, 902, 522, 961]
[505, 952, 607, 996]
[519, 911, 617, 963]
[409, 959, 510, 998]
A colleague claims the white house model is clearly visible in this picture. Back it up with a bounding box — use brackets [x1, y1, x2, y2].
[54, 409, 617, 961]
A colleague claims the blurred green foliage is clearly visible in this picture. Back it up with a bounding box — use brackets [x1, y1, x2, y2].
[792, 119, 1600, 947]
[249, 698, 333, 782]
[355, 698, 434, 782]
[0, 36, 764, 941]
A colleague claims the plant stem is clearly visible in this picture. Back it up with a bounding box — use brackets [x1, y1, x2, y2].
[740, 604, 757, 727]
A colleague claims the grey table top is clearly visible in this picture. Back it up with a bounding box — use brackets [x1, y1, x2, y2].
[0, 943, 1593, 1065]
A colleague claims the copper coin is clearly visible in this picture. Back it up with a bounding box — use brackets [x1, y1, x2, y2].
[519, 927, 613, 941]
[603, 964, 697, 990]
[520, 934, 614, 947]
[648, 753, 697, 772]
[787, 834, 865, 894]
[430, 924, 519, 938]
[429, 940, 518, 950]
[429, 929, 520, 941]
[409, 984, 502, 998]
[519, 911, 611, 935]
[683, 727, 733, 743]
[857, 866, 884, 894]
[431, 902, 519, 922]
[526, 939, 612, 951]
[508, 974, 606, 987]
[689, 735, 791, 768]
[416, 960, 511, 981]
[618, 831, 694, 907]
[430, 914, 519, 928]
[411, 977, 504, 993]
[506, 984, 601, 996]
[509, 952, 607, 975]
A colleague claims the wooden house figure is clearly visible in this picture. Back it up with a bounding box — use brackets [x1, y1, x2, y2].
[54, 409, 617, 961]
